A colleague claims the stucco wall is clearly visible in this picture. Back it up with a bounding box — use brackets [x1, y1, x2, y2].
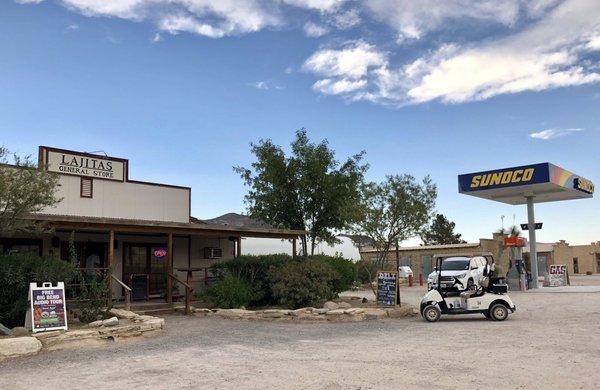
[43, 174, 190, 223]
[553, 241, 600, 274]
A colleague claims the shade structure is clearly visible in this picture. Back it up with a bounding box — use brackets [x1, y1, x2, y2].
[458, 163, 594, 205]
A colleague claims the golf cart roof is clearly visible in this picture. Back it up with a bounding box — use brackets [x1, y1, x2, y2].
[458, 163, 594, 205]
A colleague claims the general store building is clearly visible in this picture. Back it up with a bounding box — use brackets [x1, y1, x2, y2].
[2, 146, 303, 302]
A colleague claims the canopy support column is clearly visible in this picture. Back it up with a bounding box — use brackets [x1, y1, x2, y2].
[166, 232, 173, 303]
[526, 196, 539, 289]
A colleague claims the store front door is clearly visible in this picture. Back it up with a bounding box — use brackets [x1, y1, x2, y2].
[123, 243, 168, 296]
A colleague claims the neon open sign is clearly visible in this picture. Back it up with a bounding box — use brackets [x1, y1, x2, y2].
[154, 249, 167, 258]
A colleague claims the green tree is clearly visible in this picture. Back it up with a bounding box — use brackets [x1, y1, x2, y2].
[235, 129, 367, 256]
[353, 175, 437, 287]
[421, 213, 466, 245]
[0, 147, 61, 235]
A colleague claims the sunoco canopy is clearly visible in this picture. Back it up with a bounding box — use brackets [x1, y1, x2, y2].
[458, 163, 594, 205]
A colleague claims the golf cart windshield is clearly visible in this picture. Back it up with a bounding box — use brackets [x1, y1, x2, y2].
[441, 258, 470, 271]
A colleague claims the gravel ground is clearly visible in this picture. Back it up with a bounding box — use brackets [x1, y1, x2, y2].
[2, 287, 600, 389]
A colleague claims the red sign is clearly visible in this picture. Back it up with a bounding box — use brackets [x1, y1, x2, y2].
[504, 236, 526, 247]
[154, 249, 167, 258]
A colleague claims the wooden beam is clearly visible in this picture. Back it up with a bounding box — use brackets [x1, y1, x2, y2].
[292, 239, 297, 259]
[108, 230, 114, 305]
[236, 236, 242, 258]
[166, 232, 173, 304]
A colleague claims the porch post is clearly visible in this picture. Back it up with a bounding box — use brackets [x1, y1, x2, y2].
[166, 232, 173, 304]
[108, 229, 114, 304]
[292, 238, 297, 259]
[236, 236, 242, 258]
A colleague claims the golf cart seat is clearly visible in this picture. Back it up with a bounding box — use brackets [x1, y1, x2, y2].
[480, 276, 490, 289]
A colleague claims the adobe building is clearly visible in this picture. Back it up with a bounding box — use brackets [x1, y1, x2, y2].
[1, 146, 303, 301]
[359, 233, 598, 280]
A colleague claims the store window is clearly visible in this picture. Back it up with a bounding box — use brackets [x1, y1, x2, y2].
[573, 258, 579, 274]
[0, 239, 42, 256]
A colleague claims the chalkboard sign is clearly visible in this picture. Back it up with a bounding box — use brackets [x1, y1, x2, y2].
[377, 271, 398, 306]
[130, 274, 149, 301]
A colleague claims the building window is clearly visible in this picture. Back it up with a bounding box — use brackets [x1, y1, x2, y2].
[573, 257, 579, 274]
[596, 254, 600, 273]
[400, 256, 411, 267]
[80, 177, 93, 198]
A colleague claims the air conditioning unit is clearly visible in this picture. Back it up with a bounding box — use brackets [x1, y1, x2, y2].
[204, 247, 223, 259]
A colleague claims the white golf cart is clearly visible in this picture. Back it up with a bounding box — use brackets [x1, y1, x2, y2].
[420, 255, 516, 322]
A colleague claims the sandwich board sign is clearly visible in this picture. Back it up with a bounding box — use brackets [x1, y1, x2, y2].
[376, 271, 398, 306]
[547, 265, 568, 287]
[29, 282, 68, 332]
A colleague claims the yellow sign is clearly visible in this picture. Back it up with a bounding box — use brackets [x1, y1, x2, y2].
[575, 178, 594, 194]
[470, 168, 535, 189]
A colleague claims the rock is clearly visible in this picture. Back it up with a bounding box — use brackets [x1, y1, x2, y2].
[325, 309, 347, 316]
[362, 308, 388, 320]
[88, 320, 103, 328]
[0, 323, 12, 336]
[109, 308, 139, 320]
[290, 308, 313, 317]
[343, 308, 364, 315]
[362, 297, 368, 304]
[260, 309, 291, 319]
[312, 308, 329, 315]
[0, 337, 42, 361]
[102, 317, 119, 327]
[326, 309, 365, 322]
[323, 301, 339, 310]
[11, 327, 30, 337]
[385, 306, 416, 319]
[337, 302, 352, 309]
[215, 309, 257, 319]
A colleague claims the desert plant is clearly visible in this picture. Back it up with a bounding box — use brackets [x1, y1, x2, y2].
[0, 254, 77, 328]
[268, 259, 337, 309]
[206, 275, 253, 309]
[355, 259, 377, 284]
[310, 254, 356, 293]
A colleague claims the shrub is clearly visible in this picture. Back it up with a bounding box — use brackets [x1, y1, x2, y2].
[355, 260, 377, 284]
[309, 254, 356, 294]
[0, 254, 77, 328]
[268, 259, 337, 309]
[211, 254, 291, 306]
[75, 273, 112, 323]
[206, 275, 253, 309]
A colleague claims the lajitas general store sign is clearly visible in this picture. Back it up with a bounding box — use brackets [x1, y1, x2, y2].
[44, 148, 126, 181]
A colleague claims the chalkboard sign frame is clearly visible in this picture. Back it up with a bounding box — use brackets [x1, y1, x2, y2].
[376, 270, 398, 307]
[130, 274, 150, 301]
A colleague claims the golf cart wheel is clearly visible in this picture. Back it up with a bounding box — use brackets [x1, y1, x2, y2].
[422, 305, 441, 322]
[489, 303, 509, 321]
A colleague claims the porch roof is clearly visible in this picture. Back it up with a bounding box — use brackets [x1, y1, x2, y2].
[28, 214, 304, 239]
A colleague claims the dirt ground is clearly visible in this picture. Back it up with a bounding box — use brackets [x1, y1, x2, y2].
[2, 281, 600, 389]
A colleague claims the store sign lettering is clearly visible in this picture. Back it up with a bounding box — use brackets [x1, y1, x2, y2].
[46, 150, 125, 181]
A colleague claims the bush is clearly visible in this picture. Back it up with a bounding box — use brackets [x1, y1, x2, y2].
[355, 260, 377, 284]
[309, 254, 356, 294]
[0, 254, 77, 328]
[75, 273, 112, 323]
[206, 275, 253, 309]
[268, 259, 337, 309]
[211, 254, 291, 306]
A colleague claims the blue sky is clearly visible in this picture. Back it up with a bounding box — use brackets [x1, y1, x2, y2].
[1, 0, 599, 246]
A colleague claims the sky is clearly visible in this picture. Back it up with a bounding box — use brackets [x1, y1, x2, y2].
[1, 0, 599, 249]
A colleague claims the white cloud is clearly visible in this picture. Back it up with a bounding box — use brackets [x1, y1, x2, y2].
[303, 22, 328, 38]
[248, 81, 285, 90]
[304, 0, 600, 106]
[302, 41, 387, 79]
[152, 32, 162, 42]
[530, 128, 584, 140]
[313, 78, 366, 94]
[330, 8, 360, 30]
[364, 0, 522, 42]
[15, 0, 44, 4]
[281, 0, 345, 12]
[65, 24, 80, 31]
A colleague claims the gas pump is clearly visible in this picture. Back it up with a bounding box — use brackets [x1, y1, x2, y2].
[505, 236, 527, 291]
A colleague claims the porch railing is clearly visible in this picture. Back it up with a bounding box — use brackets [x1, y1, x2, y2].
[110, 274, 132, 311]
[168, 273, 194, 315]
